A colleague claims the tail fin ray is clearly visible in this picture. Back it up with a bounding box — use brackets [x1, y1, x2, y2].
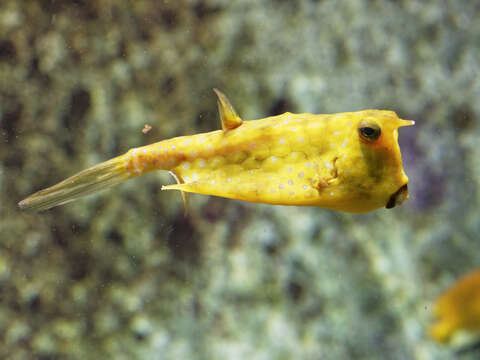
[18, 155, 130, 211]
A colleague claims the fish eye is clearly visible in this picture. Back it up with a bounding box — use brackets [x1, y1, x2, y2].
[358, 120, 381, 142]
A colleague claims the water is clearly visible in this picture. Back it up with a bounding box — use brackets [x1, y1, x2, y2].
[1, 1, 480, 359]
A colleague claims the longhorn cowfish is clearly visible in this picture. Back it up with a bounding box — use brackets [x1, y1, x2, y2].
[19, 89, 414, 213]
[430, 269, 480, 345]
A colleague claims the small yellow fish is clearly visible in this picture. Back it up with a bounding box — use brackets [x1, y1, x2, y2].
[19, 89, 414, 213]
[430, 269, 480, 344]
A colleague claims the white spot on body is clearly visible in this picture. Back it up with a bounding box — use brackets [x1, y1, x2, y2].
[171, 145, 176, 150]
[271, 156, 278, 162]
[286, 167, 292, 172]
[270, 189, 275, 194]
[298, 136, 305, 142]
[325, 162, 332, 169]
[288, 180, 294, 186]
[249, 170, 255, 175]
[302, 185, 308, 190]
[183, 139, 192, 146]
[279, 184, 285, 189]
[199, 136, 205, 143]
[227, 177, 232, 182]
[334, 131, 340, 136]
[199, 160, 206, 168]
[305, 162, 311, 168]
[330, 143, 335, 148]
[192, 173, 199, 181]
[279, 138, 286, 144]
[330, 191, 334, 196]
[298, 172, 304, 179]
[210, 180, 216, 185]
[341, 140, 348, 147]
[182, 162, 190, 169]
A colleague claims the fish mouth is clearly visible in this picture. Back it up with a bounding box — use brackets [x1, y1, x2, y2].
[386, 184, 409, 209]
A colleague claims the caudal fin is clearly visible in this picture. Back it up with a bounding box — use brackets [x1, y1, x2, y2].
[18, 155, 131, 211]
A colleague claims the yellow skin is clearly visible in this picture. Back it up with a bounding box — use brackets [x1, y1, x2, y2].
[430, 270, 480, 344]
[18, 89, 414, 212]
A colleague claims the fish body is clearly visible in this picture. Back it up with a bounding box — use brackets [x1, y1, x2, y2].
[19, 90, 414, 213]
[430, 270, 480, 344]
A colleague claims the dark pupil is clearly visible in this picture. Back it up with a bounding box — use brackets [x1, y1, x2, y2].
[361, 127, 375, 137]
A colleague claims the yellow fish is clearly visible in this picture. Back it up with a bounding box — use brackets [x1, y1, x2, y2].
[430, 269, 480, 344]
[19, 89, 414, 213]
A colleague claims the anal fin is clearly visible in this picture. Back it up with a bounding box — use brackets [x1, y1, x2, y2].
[162, 182, 197, 194]
[166, 171, 188, 215]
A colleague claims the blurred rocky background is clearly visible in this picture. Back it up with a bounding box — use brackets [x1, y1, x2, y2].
[1, 0, 479, 359]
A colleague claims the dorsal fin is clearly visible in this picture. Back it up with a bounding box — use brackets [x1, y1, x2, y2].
[213, 88, 243, 131]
